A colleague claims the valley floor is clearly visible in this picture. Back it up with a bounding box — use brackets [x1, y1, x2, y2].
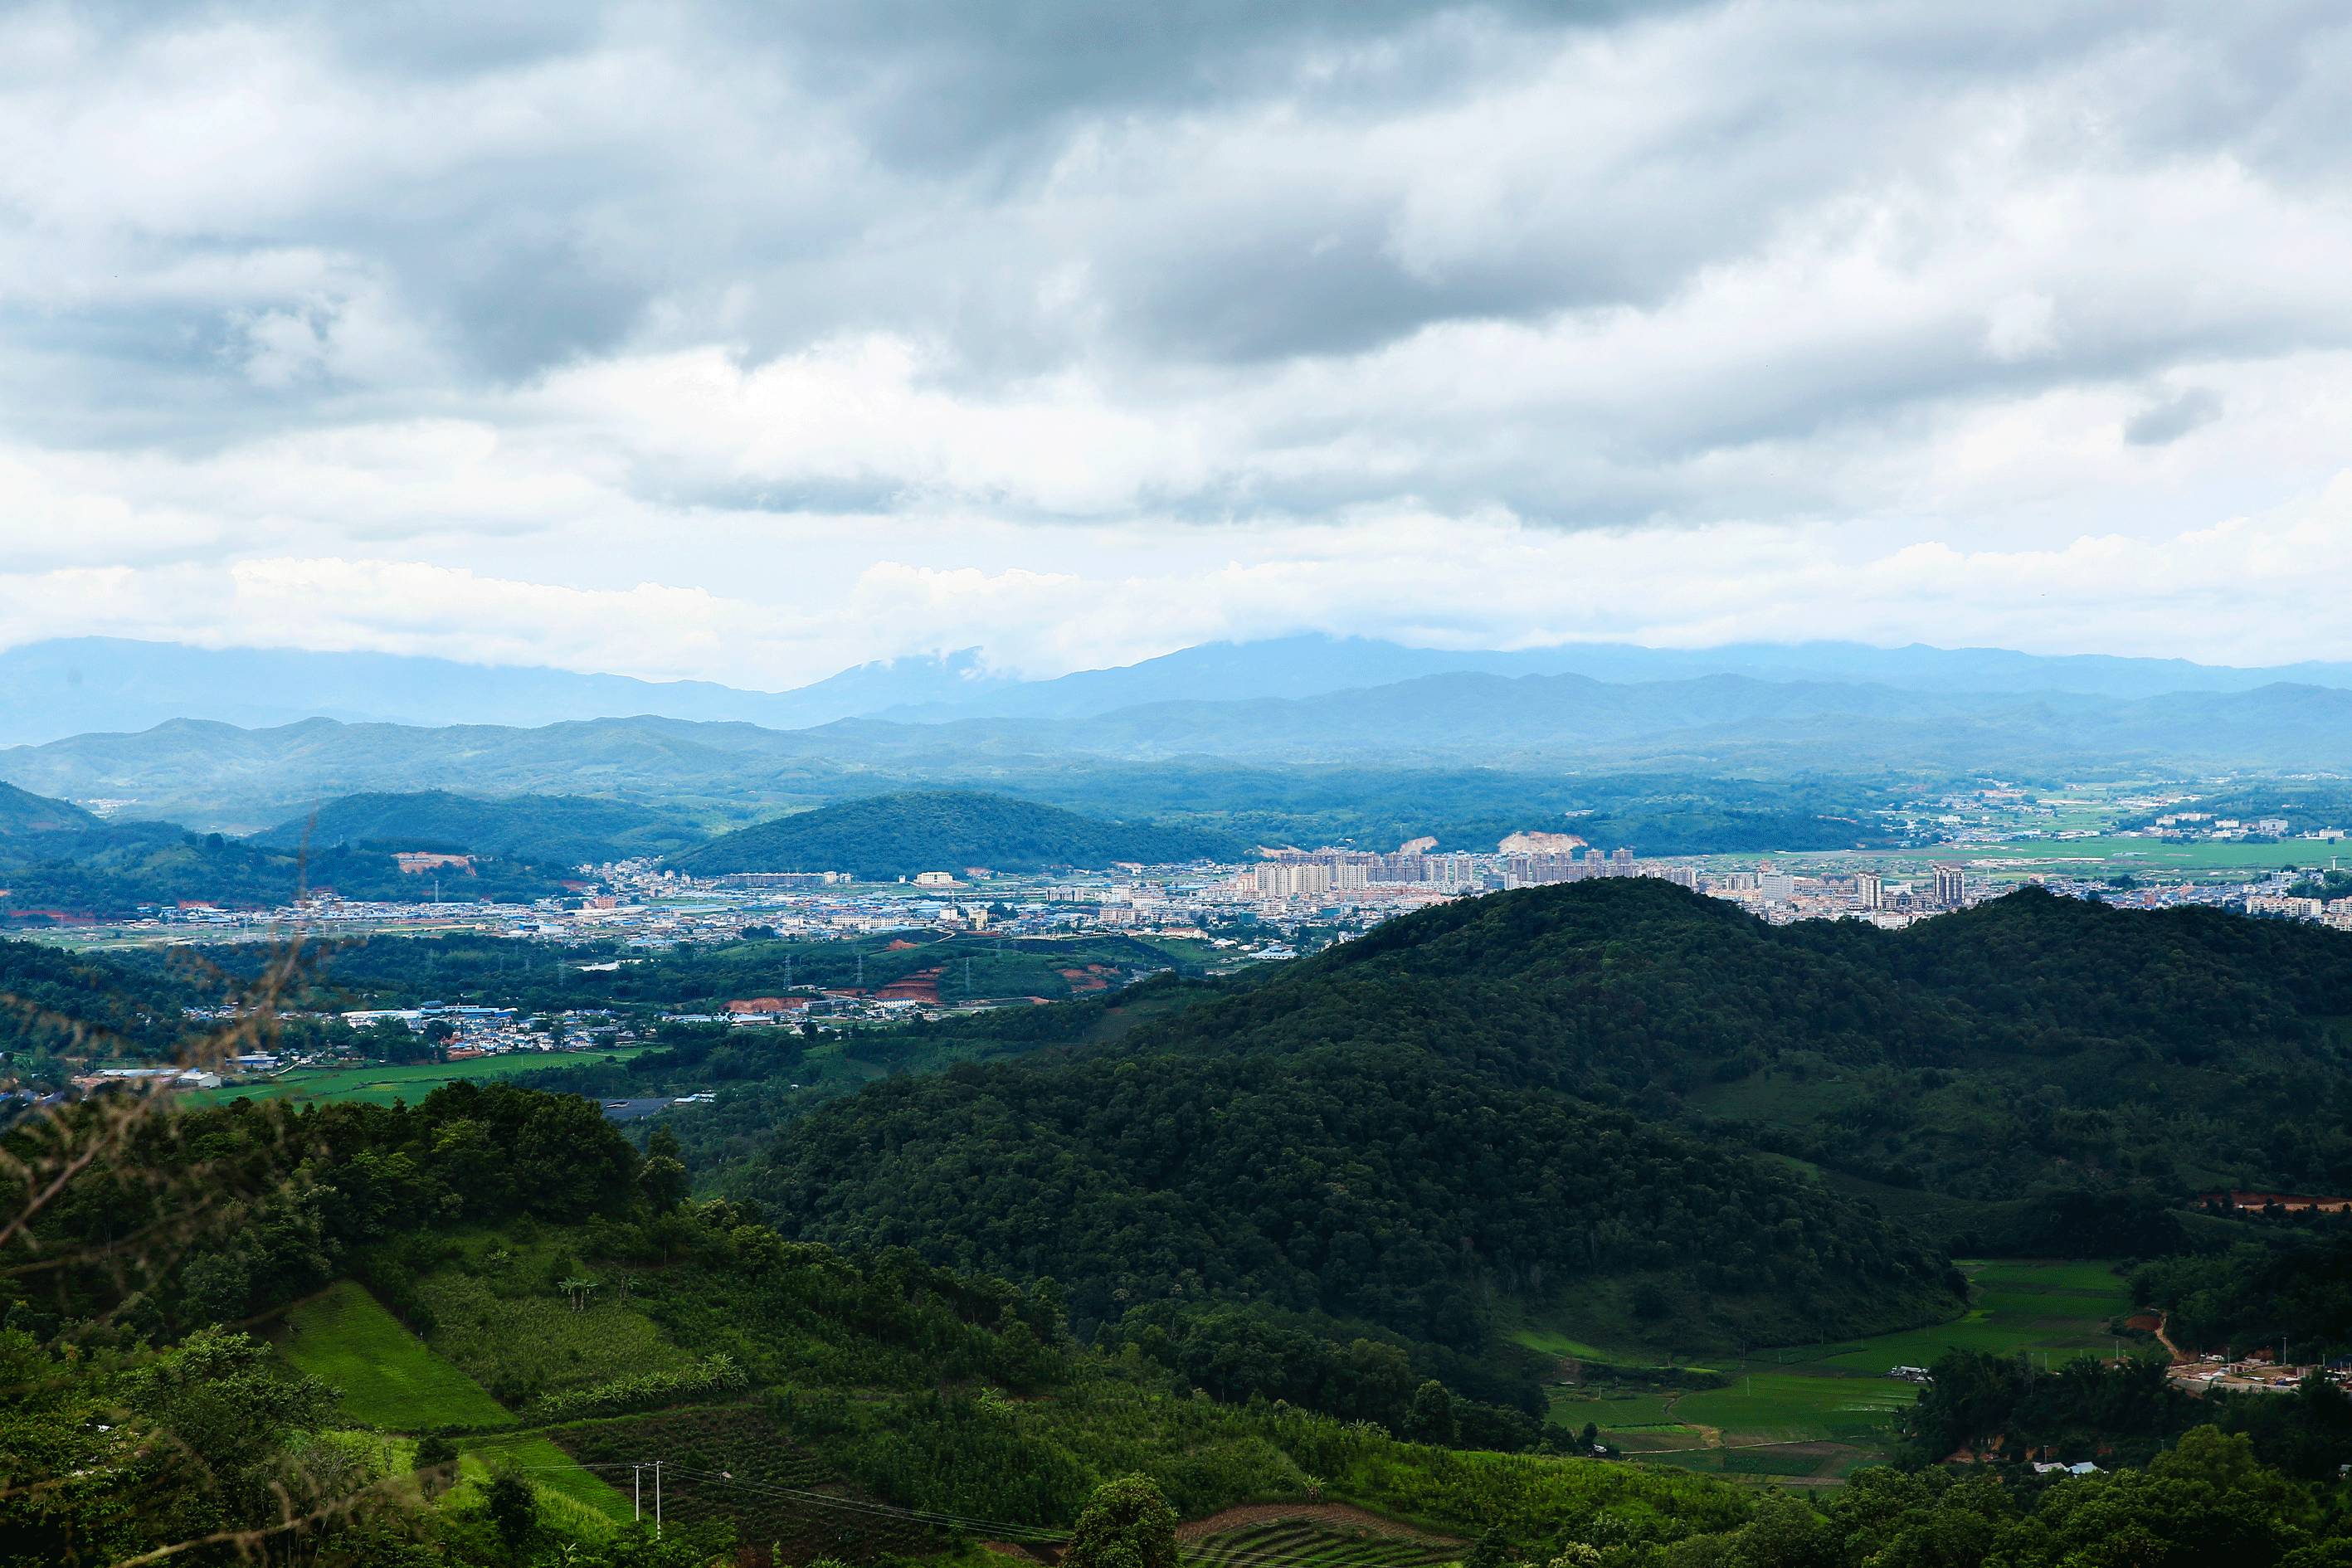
[1533, 1260, 2134, 1483]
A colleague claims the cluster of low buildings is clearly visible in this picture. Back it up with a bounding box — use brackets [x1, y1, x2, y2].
[2169, 1354, 2352, 1397]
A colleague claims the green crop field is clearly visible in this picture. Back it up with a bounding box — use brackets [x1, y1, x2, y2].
[455, 1432, 634, 1525]
[1547, 1259, 2134, 1479]
[194, 1047, 655, 1108]
[1787, 1260, 2131, 1375]
[1936, 836, 2325, 878]
[277, 1280, 514, 1429]
[1674, 1373, 1911, 1444]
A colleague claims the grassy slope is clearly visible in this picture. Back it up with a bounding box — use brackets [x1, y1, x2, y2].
[273, 1282, 636, 1527]
[278, 1281, 513, 1429]
[274, 1216, 1758, 1548]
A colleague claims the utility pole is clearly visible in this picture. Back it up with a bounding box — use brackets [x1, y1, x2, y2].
[633, 1464, 642, 1522]
[655, 1460, 663, 1536]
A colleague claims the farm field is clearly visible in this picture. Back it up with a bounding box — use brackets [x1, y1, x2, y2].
[1181, 1510, 1463, 1568]
[453, 1431, 635, 1525]
[275, 1280, 514, 1429]
[192, 1046, 655, 1108]
[1544, 1259, 2133, 1483]
[1914, 836, 2322, 879]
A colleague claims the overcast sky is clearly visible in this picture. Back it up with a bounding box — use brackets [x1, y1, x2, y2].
[4, 0, 2351, 686]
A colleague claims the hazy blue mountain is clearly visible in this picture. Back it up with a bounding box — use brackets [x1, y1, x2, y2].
[12, 673, 2352, 833]
[7, 633, 2352, 747]
[868, 635, 2352, 721]
[0, 715, 846, 832]
[0, 638, 1009, 745]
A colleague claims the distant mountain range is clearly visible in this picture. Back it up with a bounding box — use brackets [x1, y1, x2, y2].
[7, 633, 2352, 747]
[7, 670, 2352, 830]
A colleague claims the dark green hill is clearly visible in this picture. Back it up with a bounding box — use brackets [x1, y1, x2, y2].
[0, 781, 98, 835]
[250, 788, 699, 864]
[0, 934, 193, 1064]
[1103, 879, 2352, 1199]
[730, 879, 2352, 1375]
[758, 1043, 1963, 1356]
[667, 789, 1244, 878]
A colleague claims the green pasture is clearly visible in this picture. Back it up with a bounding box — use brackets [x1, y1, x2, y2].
[1511, 1326, 1616, 1361]
[1545, 1259, 2132, 1476]
[195, 1046, 654, 1108]
[1676, 1373, 1911, 1444]
[277, 1280, 513, 1429]
[1783, 1260, 2130, 1375]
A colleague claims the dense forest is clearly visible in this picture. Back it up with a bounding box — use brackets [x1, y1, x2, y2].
[1086, 879, 2352, 1198]
[654, 880, 2352, 1400]
[0, 933, 196, 1064]
[751, 1043, 1964, 1364]
[668, 790, 1246, 878]
[249, 788, 704, 864]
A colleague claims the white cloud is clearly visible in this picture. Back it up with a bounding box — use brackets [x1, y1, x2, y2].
[1, 2, 2350, 681]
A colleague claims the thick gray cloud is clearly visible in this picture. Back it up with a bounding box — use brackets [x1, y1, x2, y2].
[5, 0, 2352, 678]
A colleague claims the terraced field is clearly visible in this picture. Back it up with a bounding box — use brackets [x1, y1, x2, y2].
[1183, 1515, 1463, 1568]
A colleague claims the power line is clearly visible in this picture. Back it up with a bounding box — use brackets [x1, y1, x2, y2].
[499, 1460, 1065, 1544]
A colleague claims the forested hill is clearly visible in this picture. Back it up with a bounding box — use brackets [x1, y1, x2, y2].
[249, 788, 700, 864]
[1107, 879, 2352, 1197]
[733, 879, 2352, 1377]
[0, 934, 193, 1060]
[757, 1044, 1965, 1356]
[667, 790, 1245, 878]
[0, 781, 97, 835]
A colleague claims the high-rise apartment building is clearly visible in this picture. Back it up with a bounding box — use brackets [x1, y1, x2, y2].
[1855, 870, 1882, 910]
[1932, 863, 1966, 908]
